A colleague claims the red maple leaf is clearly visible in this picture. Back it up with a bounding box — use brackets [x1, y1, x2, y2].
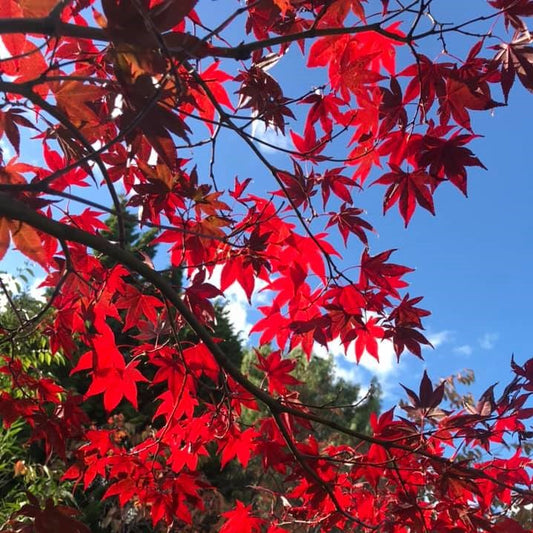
[326, 204, 374, 245]
[255, 350, 302, 394]
[438, 76, 502, 130]
[301, 92, 348, 135]
[84, 361, 148, 412]
[489, 0, 533, 30]
[183, 269, 224, 324]
[307, 35, 344, 68]
[334, 51, 386, 99]
[342, 316, 384, 362]
[385, 325, 432, 359]
[220, 500, 264, 533]
[116, 286, 164, 332]
[317, 167, 355, 207]
[492, 34, 533, 102]
[373, 164, 436, 226]
[219, 427, 260, 468]
[400, 55, 453, 116]
[389, 294, 431, 328]
[10, 494, 91, 533]
[413, 130, 486, 196]
[274, 160, 316, 209]
[290, 128, 329, 163]
[0, 108, 37, 155]
[359, 248, 413, 295]
[379, 77, 407, 135]
[236, 66, 295, 133]
[72, 327, 147, 411]
[401, 370, 446, 411]
[321, 0, 367, 25]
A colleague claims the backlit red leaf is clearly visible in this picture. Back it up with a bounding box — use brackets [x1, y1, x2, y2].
[8, 220, 48, 269]
[374, 165, 435, 226]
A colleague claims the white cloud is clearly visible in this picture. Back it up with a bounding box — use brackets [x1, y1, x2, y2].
[0, 138, 14, 162]
[314, 335, 398, 380]
[333, 357, 366, 384]
[222, 283, 254, 338]
[251, 122, 292, 153]
[454, 344, 473, 356]
[312, 342, 331, 360]
[427, 330, 452, 349]
[205, 266, 270, 340]
[0, 39, 9, 60]
[356, 339, 397, 378]
[0, 273, 19, 311]
[29, 277, 46, 303]
[0, 274, 46, 312]
[341, 339, 400, 401]
[478, 332, 499, 350]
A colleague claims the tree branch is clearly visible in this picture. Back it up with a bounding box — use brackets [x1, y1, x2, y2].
[0, 11, 503, 63]
[0, 194, 530, 501]
[0, 16, 107, 42]
[0, 16, 406, 61]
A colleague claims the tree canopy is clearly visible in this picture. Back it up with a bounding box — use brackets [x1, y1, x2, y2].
[0, 0, 532, 531]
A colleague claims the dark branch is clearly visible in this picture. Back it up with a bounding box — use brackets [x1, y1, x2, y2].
[0, 195, 529, 500]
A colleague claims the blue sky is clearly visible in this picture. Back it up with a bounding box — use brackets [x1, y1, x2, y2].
[195, 1, 533, 406]
[2, 1, 532, 409]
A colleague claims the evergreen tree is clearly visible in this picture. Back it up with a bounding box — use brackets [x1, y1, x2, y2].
[241, 347, 381, 444]
[0, 208, 379, 531]
[0, 285, 380, 531]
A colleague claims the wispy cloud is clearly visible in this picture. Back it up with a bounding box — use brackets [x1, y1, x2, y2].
[250, 122, 292, 154]
[427, 330, 452, 349]
[478, 332, 499, 350]
[207, 268, 423, 399]
[0, 39, 9, 60]
[206, 266, 269, 340]
[454, 344, 473, 356]
[29, 277, 46, 302]
[332, 358, 365, 384]
[0, 273, 18, 311]
[0, 138, 13, 161]
[313, 335, 402, 400]
[0, 273, 45, 312]
[314, 337, 397, 378]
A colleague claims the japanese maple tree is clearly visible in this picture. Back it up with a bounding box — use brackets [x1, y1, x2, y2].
[0, 0, 532, 531]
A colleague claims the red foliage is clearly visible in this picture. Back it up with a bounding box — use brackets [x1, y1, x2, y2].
[0, 1, 531, 532]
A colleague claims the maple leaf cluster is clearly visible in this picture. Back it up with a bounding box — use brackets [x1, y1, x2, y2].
[0, 0, 531, 531]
